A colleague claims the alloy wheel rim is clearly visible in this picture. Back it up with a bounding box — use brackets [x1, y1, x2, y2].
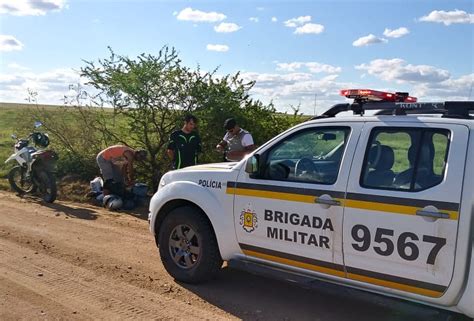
[168, 224, 201, 269]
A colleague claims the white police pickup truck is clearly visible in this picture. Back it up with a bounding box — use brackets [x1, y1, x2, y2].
[149, 89, 474, 318]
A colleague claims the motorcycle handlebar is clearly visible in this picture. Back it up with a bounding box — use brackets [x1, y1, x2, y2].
[12, 132, 35, 142]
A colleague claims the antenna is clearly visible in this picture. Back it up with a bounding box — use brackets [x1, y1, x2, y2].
[313, 93, 317, 116]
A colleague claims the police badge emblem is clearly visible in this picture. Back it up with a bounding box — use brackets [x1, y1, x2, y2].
[240, 208, 258, 233]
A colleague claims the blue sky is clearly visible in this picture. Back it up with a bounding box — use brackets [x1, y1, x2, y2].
[0, 0, 472, 114]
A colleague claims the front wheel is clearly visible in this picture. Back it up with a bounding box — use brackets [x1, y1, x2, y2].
[157, 206, 222, 283]
[36, 170, 57, 203]
[8, 166, 35, 194]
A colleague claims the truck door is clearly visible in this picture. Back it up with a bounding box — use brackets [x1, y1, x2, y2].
[231, 123, 362, 279]
[343, 122, 468, 298]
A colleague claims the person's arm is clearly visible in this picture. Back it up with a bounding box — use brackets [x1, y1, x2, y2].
[226, 147, 255, 160]
[242, 133, 255, 151]
[166, 149, 174, 160]
[167, 133, 176, 160]
[216, 134, 228, 151]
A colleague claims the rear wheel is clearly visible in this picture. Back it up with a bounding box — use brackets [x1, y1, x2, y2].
[157, 206, 222, 283]
[8, 166, 35, 194]
[36, 170, 57, 203]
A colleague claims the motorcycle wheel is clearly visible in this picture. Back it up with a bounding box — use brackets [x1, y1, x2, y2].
[8, 166, 35, 194]
[36, 170, 57, 203]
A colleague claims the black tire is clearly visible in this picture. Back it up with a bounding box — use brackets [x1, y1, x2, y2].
[157, 206, 222, 283]
[8, 166, 35, 194]
[36, 170, 57, 203]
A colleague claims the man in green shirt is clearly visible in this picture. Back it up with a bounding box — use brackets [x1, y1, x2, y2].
[167, 115, 202, 169]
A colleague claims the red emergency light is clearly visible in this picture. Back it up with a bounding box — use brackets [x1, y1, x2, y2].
[340, 89, 417, 103]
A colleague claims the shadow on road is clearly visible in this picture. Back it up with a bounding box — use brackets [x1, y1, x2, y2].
[119, 202, 149, 220]
[179, 266, 470, 321]
[29, 197, 99, 220]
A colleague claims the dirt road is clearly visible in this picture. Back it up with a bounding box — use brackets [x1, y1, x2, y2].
[0, 191, 469, 320]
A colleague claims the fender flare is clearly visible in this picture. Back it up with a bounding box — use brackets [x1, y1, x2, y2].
[5, 152, 26, 165]
[149, 181, 239, 260]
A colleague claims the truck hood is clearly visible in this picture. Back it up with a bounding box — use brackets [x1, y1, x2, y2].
[179, 162, 238, 171]
[159, 162, 241, 189]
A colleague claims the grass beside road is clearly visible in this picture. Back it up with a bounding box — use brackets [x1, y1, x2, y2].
[0, 103, 31, 187]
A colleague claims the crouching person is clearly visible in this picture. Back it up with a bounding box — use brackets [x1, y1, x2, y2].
[96, 145, 147, 197]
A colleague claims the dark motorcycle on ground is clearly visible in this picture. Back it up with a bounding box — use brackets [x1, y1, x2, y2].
[4, 121, 58, 203]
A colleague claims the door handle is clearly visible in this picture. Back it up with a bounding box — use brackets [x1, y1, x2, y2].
[315, 198, 340, 206]
[416, 209, 450, 219]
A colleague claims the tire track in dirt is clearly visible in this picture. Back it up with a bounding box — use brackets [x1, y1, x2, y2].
[0, 276, 83, 321]
[0, 238, 234, 320]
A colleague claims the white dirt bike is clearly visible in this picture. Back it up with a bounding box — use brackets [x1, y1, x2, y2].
[5, 121, 58, 203]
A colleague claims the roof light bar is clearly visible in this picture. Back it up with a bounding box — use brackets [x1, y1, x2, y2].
[340, 89, 417, 103]
[310, 89, 473, 121]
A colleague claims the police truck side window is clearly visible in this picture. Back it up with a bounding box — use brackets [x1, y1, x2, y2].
[264, 127, 350, 184]
[361, 128, 450, 191]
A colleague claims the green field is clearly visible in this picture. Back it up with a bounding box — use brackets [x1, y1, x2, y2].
[0, 103, 33, 189]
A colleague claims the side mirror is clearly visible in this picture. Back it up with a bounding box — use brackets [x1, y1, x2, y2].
[34, 121, 43, 128]
[11, 134, 17, 139]
[245, 154, 260, 175]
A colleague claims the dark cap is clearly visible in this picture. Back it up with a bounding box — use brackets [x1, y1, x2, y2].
[224, 118, 236, 130]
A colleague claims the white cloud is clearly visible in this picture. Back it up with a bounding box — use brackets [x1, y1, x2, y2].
[0, 74, 21, 85]
[283, 16, 324, 35]
[7, 63, 29, 71]
[0, 0, 66, 16]
[352, 34, 387, 47]
[240, 71, 353, 114]
[0, 67, 84, 104]
[307, 62, 340, 74]
[355, 58, 451, 83]
[214, 22, 241, 33]
[276, 62, 304, 72]
[411, 73, 474, 101]
[419, 9, 474, 26]
[277, 75, 341, 97]
[243, 67, 473, 114]
[271, 17, 277, 22]
[276, 62, 341, 74]
[206, 44, 229, 52]
[256, 7, 264, 11]
[176, 7, 226, 23]
[249, 17, 259, 22]
[284, 15, 311, 27]
[239, 59, 471, 114]
[383, 27, 409, 38]
[0, 35, 24, 52]
[240, 72, 314, 87]
[294, 23, 324, 35]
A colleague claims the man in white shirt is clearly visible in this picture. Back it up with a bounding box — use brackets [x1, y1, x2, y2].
[216, 118, 255, 161]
